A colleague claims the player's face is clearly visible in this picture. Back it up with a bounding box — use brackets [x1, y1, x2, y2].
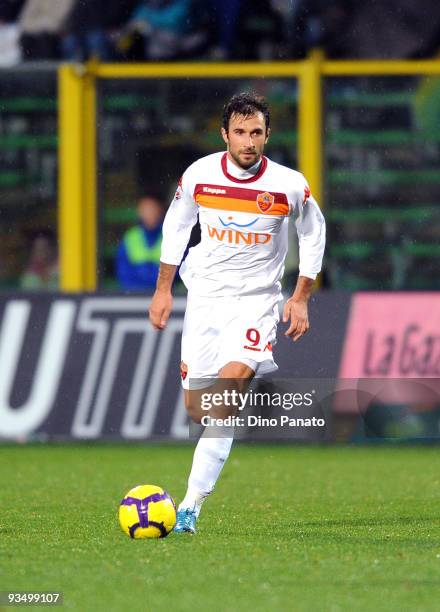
[221, 112, 269, 170]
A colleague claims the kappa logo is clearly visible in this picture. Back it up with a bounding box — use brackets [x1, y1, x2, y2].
[256, 192, 275, 213]
[203, 186, 226, 195]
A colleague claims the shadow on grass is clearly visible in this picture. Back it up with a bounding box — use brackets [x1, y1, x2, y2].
[297, 516, 440, 528]
[208, 515, 440, 545]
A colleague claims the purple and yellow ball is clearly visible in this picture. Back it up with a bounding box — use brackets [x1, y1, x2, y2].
[119, 484, 177, 539]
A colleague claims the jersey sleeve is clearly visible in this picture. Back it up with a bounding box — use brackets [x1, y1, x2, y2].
[160, 172, 198, 266]
[292, 180, 326, 280]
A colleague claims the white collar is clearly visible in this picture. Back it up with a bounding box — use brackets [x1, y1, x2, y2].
[226, 154, 262, 180]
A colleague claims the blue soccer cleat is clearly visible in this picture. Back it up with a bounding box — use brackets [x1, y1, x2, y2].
[174, 507, 197, 534]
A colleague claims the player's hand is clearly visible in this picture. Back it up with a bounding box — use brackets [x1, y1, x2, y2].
[149, 290, 173, 330]
[282, 298, 309, 342]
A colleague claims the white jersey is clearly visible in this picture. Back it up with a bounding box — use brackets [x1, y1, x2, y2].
[161, 152, 325, 297]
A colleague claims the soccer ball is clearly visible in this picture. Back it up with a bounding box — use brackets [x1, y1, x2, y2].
[119, 484, 177, 539]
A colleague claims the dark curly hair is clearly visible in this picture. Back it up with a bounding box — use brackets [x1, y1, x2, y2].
[222, 92, 270, 133]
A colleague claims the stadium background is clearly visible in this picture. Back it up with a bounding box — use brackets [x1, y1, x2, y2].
[1, 3, 440, 610]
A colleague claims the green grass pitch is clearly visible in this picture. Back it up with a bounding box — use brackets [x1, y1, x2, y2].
[1, 444, 440, 611]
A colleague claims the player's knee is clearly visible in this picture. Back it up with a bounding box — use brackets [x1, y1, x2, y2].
[184, 391, 203, 424]
[219, 361, 255, 380]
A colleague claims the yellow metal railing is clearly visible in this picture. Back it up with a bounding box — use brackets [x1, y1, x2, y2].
[58, 53, 440, 291]
[59, 64, 97, 291]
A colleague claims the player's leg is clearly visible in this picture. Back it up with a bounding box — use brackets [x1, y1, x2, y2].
[183, 388, 209, 424]
[175, 294, 221, 533]
[176, 293, 281, 530]
[176, 362, 255, 534]
[183, 362, 254, 422]
[175, 293, 279, 533]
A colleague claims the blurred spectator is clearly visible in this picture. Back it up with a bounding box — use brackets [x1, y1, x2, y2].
[106, 0, 139, 29]
[232, 0, 284, 60]
[1, 0, 438, 62]
[119, 0, 211, 60]
[62, 0, 110, 61]
[0, 0, 26, 65]
[182, 0, 215, 58]
[280, 0, 323, 59]
[210, 0, 289, 60]
[341, 0, 440, 59]
[292, 0, 440, 60]
[116, 195, 165, 290]
[20, 230, 59, 290]
[106, 0, 140, 59]
[209, 0, 241, 59]
[0, 0, 26, 22]
[18, 0, 74, 61]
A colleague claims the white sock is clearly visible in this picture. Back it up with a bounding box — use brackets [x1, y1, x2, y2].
[179, 429, 233, 516]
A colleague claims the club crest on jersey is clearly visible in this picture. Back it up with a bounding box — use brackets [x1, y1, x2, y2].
[256, 192, 275, 213]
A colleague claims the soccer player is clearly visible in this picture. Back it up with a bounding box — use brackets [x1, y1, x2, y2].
[149, 92, 326, 533]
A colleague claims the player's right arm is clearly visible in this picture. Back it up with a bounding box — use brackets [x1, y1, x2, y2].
[149, 263, 177, 330]
[148, 173, 198, 330]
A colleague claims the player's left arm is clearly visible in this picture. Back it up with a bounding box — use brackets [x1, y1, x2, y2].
[284, 184, 326, 342]
[283, 275, 314, 341]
